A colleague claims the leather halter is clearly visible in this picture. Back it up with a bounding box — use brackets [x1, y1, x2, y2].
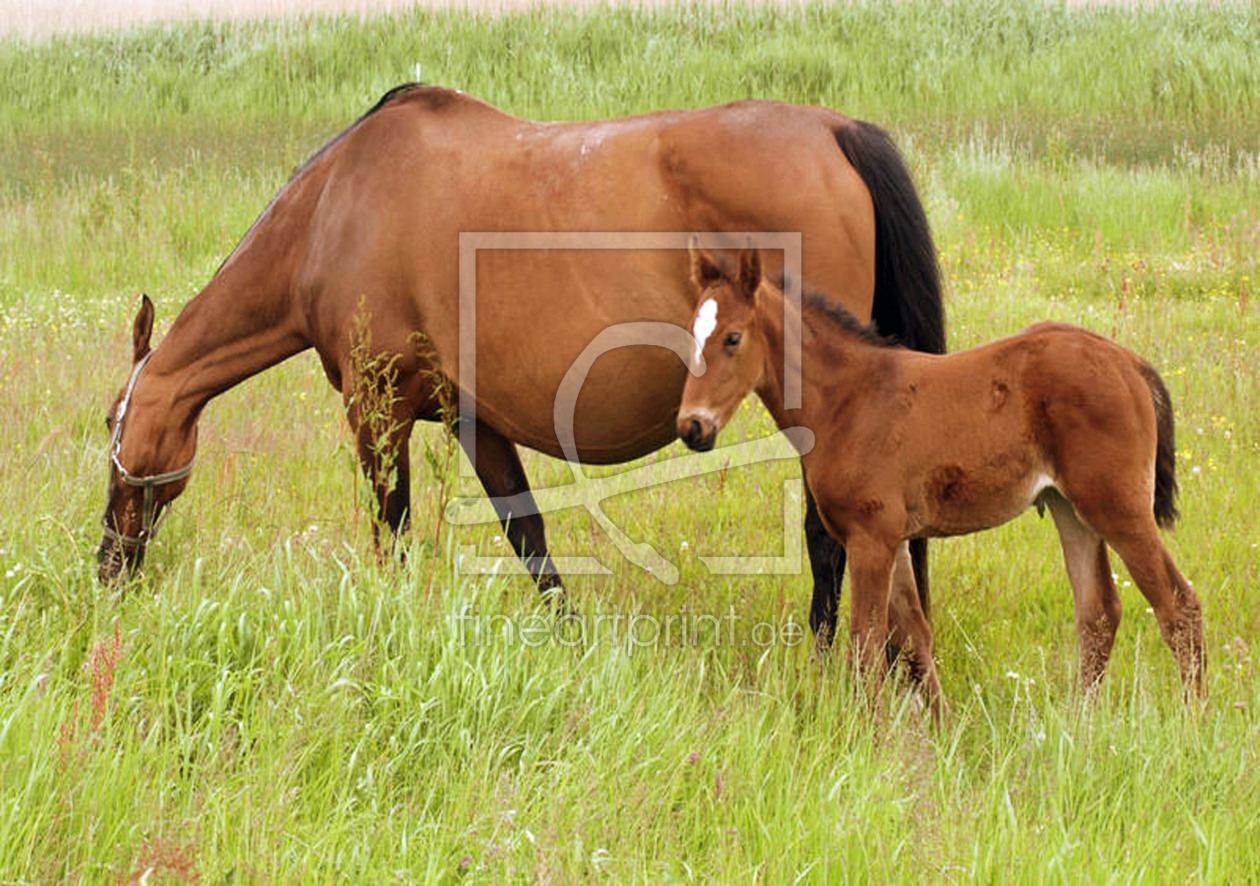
[100, 352, 195, 553]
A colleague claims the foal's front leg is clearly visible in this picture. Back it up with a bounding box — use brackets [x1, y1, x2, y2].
[888, 541, 946, 719]
[845, 529, 899, 707]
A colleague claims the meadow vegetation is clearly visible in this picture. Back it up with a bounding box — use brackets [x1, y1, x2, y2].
[1, 1, 1258, 880]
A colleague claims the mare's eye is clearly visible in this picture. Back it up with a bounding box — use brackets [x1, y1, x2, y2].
[724, 331, 742, 349]
[701, 262, 721, 284]
[104, 414, 114, 431]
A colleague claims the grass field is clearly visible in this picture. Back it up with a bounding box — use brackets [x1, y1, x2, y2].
[2, 1, 1259, 881]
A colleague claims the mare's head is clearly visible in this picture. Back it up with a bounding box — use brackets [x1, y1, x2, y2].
[677, 239, 767, 452]
[97, 296, 196, 583]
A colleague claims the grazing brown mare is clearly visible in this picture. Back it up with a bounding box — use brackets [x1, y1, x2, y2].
[677, 243, 1206, 715]
[97, 84, 945, 648]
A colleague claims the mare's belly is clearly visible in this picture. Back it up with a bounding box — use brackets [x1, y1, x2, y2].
[473, 339, 690, 464]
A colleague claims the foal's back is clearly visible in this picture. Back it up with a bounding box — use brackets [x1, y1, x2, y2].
[888, 321, 1160, 538]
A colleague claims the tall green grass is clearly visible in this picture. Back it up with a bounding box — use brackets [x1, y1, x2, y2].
[2, 2, 1257, 304]
[3, 3, 1257, 135]
[1, 2, 1258, 881]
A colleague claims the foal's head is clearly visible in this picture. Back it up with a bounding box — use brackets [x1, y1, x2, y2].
[677, 240, 767, 452]
[97, 296, 196, 583]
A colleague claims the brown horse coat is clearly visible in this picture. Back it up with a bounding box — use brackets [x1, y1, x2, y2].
[678, 246, 1205, 714]
[99, 86, 944, 641]
[227, 86, 882, 459]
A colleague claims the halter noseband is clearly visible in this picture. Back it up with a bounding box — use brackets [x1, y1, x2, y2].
[101, 352, 195, 553]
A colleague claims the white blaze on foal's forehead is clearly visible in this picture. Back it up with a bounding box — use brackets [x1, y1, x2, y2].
[692, 298, 719, 364]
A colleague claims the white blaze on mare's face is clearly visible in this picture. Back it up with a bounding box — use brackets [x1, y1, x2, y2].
[692, 298, 719, 366]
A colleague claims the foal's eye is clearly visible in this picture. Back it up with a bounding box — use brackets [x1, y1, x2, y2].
[700, 262, 722, 284]
[723, 331, 742, 349]
[104, 414, 114, 431]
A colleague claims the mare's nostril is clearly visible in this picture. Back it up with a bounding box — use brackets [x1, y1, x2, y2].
[689, 418, 704, 443]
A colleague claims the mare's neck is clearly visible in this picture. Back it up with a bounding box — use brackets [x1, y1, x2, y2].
[137, 172, 323, 426]
[753, 287, 891, 441]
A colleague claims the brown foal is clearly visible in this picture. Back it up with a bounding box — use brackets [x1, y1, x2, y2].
[677, 243, 1206, 716]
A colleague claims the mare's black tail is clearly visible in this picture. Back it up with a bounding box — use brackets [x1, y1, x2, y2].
[834, 119, 945, 617]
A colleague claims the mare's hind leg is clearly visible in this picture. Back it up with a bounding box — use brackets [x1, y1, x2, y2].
[1044, 492, 1122, 693]
[886, 541, 945, 719]
[1097, 522, 1205, 698]
[459, 419, 564, 597]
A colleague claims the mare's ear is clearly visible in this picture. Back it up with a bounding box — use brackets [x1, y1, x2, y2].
[132, 293, 154, 363]
[688, 235, 724, 290]
[738, 247, 762, 302]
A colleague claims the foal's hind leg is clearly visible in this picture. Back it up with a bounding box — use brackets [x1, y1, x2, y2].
[459, 419, 564, 597]
[1045, 492, 1122, 693]
[1100, 523, 1205, 699]
[887, 541, 945, 719]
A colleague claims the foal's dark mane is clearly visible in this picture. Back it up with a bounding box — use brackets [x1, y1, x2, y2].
[768, 273, 898, 349]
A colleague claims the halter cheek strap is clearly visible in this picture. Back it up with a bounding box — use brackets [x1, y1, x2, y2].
[101, 352, 195, 552]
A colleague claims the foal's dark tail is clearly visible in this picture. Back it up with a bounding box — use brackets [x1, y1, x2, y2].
[1140, 362, 1180, 529]
[834, 119, 945, 617]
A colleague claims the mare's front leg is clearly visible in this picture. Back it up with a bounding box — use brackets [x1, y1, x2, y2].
[346, 397, 415, 544]
[804, 487, 846, 649]
[458, 418, 564, 598]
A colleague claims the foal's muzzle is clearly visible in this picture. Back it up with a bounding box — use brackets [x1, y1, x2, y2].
[678, 414, 717, 452]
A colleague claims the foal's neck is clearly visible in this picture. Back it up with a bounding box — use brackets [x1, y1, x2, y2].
[753, 286, 893, 434]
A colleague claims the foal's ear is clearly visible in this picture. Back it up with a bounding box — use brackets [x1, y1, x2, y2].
[738, 247, 762, 301]
[688, 236, 724, 289]
[132, 293, 154, 363]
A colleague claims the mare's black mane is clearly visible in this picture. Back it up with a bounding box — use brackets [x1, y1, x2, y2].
[213, 83, 426, 276]
[288, 82, 425, 183]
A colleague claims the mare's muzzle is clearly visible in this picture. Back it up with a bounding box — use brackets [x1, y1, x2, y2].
[97, 472, 177, 582]
[97, 529, 144, 583]
[98, 351, 194, 583]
